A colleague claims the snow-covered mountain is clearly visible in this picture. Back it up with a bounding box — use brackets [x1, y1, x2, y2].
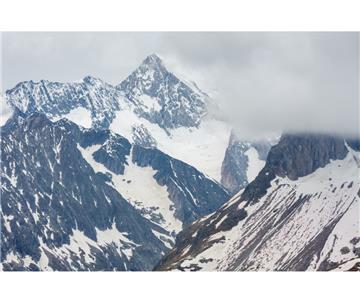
[110, 54, 235, 181]
[156, 134, 360, 271]
[4, 54, 234, 182]
[2, 53, 359, 272]
[1, 112, 229, 271]
[4, 54, 270, 186]
[2, 53, 242, 271]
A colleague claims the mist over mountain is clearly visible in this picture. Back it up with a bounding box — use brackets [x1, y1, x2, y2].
[3, 32, 358, 138]
[1, 54, 236, 271]
[1, 34, 359, 272]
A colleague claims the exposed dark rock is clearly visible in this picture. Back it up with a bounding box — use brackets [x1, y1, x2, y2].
[241, 133, 348, 203]
[131, 144, 230, 226]
[340, 247, 351, 254]
[346, 138, 360, 151]
[1, 113, 168, 271]
[1, 112, 229, 271]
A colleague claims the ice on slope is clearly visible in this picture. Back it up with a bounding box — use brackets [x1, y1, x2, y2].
[110, 109, 231, 181]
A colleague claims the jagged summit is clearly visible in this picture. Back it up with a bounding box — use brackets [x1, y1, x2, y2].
[142, 53, 165, 68]
[117, 53, 208, 129]
[82, 75, 104, 84]
[117, 53, 169, 90]
[5, 52, 208, 130]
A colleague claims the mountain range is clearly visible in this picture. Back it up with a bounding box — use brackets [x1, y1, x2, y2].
[1, 54, 359, 271]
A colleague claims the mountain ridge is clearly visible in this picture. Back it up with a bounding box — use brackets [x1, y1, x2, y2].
[3, 54, 269, 187]
[155, 133, 360, 271]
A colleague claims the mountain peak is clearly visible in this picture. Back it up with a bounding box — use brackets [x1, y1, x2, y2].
[117, 53, 208, 129]
[141, 53, 167, 73]
[144, 53, 162, 64]
[82, 75, 104, 85]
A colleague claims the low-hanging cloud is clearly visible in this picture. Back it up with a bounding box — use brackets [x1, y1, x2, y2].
[159, 32, 359, 139]
[1, 32, 359, 139]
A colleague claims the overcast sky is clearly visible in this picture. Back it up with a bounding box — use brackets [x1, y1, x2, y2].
[1, 32, 359, 138]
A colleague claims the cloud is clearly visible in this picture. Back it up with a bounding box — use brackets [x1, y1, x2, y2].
[158, 32, 359, 139]
[2, 32, 159, 87]
[2, 32, 359, 138]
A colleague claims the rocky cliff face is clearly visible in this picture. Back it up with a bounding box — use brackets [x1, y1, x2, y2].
[155, 133, 360, 271]
[240, 133, 349, 204]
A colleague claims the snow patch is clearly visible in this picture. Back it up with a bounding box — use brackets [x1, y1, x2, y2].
[96, 222, 139, 260]
[244, 147, 265, 182]
[3, 215, 14, 232]
[61, 107, 92, 128]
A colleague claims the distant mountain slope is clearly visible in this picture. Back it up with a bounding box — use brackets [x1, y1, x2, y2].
[156, 134, 360, 271]
[1, 113, 229, 271]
